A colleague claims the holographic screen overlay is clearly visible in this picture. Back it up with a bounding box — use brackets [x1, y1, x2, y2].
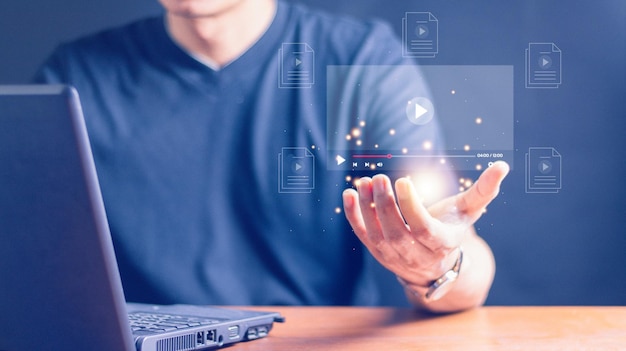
[326, 65, 514, 172]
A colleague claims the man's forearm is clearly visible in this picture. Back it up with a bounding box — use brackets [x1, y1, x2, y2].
[404, 228, 495, 313]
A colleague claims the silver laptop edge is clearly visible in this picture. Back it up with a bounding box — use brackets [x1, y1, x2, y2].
[0, 85, 283, 351]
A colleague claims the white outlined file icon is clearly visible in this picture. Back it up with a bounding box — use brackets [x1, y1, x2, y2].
[278, 43, 315, 88]
[278, 147, 315, 193]
[402, 12, 438, 58]
[526, 42, 562, 88]
[525, 147, 562, 193]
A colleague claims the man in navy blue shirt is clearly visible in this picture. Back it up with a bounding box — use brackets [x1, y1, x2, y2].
[36, 0, 509, 312]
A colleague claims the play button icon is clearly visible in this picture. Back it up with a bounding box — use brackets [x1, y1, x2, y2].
[292, 161, 304, 172]
[335, 155, 346, 166]
[538, 55, 552, 69]
[414, 103, 428, 119]
[538, 160, 552, 174]
[416, 24, 429, 38]
[406, 97, 435, 125]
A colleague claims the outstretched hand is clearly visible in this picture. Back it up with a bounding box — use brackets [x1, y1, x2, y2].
[342, 161, 510, 287]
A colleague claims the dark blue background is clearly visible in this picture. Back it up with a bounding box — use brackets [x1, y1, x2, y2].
[2, 0, 625, 305]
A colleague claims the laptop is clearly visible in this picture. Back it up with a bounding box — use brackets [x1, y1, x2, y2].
[0, 85, 284, 351]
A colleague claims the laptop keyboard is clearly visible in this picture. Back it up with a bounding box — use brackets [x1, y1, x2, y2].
[128, 312, 221, 334]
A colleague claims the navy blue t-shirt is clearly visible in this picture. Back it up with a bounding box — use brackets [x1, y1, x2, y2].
[35, 2, 441, 306]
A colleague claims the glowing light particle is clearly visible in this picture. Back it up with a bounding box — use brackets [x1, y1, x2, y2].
[402, 148, 408, 154]
[355, 140, 362, 146]
[475, 117, 483, 124]
[422, 140, 433, 150]
[475, 164, 483, 171]
[359, 121, 366, 127]
[389, 129, 396, 136]
[451, 90, 456, 95]
[464, 145, 470, 151]
[334, 207, 342, 214]
[351, 128, 361, 137]
[345, 134, 352, 141]
[410, 170, 448, 206]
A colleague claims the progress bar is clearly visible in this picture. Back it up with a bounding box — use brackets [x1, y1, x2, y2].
[351, 154, 476, 159]
[329, 150, 512, 171]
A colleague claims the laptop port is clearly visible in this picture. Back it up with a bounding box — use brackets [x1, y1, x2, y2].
[206, 329, 217, 343]
[228, 325, 240, 339]
[247, 328, 258, 340]
[257, 326, 268, 337]
[196, 331, 205, 346]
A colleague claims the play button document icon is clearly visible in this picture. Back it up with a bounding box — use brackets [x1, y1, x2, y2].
[406, 97, 435, 125]
[525, 147, 562, 193]
[279, 147, 315, 193]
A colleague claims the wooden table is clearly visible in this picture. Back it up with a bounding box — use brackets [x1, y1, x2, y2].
[235, 306, 626, 350]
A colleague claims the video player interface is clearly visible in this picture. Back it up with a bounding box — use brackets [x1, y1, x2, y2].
[326, 65, 514, 172]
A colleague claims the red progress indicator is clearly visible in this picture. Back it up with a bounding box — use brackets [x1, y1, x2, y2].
[352, 154, 393, 159]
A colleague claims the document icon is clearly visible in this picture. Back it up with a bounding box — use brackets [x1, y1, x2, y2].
[525, 147, 562, 193]
[278, 43, 315, 88]
[402, 12, 438, 58]
[278, 147, 315, 193]
[525, 42, 562, 88]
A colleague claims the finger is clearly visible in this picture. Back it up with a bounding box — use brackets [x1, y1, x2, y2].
[342, 188, 368, 241]
[354, 177, 385, 245]
[394, 177, 434, 235]
[395, 178, 452, 253]
[456, 160, 509, 215]
[344, 182, 400, 269]
[371, 174, 436, 264]
[371, 174, 409, 242]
